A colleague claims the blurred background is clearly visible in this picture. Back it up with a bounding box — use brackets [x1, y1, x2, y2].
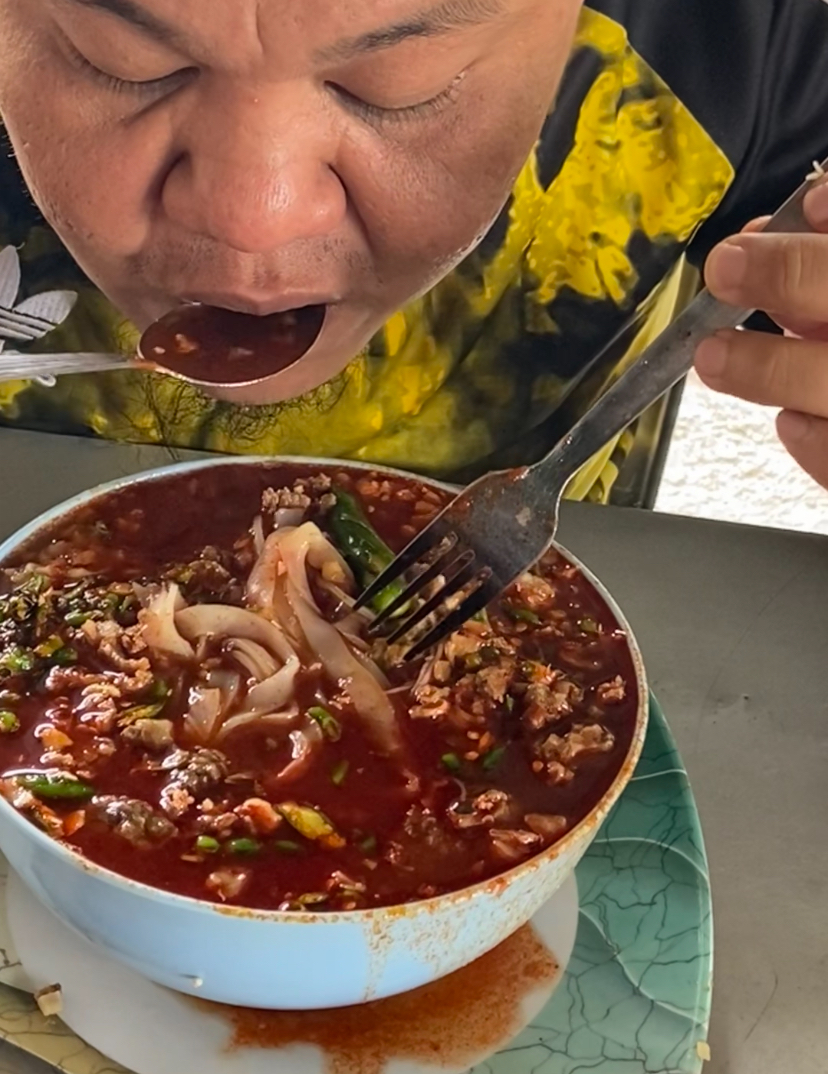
[657, 371, 828, 535]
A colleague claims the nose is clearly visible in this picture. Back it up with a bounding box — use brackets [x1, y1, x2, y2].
[162, 82, 347, 254]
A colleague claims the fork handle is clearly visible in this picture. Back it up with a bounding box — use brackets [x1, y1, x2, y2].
[534, 157, 827, 488]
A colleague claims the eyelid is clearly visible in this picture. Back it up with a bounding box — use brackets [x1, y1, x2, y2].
[62, 35, 194, 95]
[329, 71, 466, 124]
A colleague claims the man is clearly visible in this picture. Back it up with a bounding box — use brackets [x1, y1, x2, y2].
[0, 0, 827, 501]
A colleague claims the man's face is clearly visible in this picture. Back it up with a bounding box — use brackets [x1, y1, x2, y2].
[0, 0, 581, 403]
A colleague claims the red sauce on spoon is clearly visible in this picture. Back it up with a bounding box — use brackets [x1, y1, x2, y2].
[138, 304, 326, 386]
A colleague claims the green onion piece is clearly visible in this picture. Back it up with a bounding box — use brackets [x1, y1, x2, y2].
[505, 695, 515, 713]
[482, 745, 508, 772]
[464, 652, 483, 671]
[18, 773, 94, 800]
[308, 707, 342, 742]
[441, 753, 461, 773]
[1, 647, 35, 674]
[331, 759, 350, 787]
[195, 835, 220, 854]
[118, 702, 167, 725]
[51, 646, 78, 667]
[507, 606, 541, 625]
[148, 679, 171, 702]
[0, 710, 19, 734]
[226, 838, 261, 856]
[64, 611, 90, 628]
[34, 636, 64, 659]
[579, 617, 600, 635]
[274, 839, 304, 855]
[359, 834, 378, 855]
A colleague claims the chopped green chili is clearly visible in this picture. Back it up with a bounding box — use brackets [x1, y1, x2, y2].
[274, 839, 304, 855]
[0, 711, 19, 734]
[278, 803, 341, 843]
[226, 838, 261, 857]
[579, 618, 600, 635]
[308, 706, 342, 742]
[18, 773, 94, 800]
[507, 606, 541, 625]
[328, 489, 408, 614]
[195, 835, 220, 854]
[296, 892, 329, 907]
[482, 745, 508, 772]
[441, 753, 461, 773]
[331, 759, 350, 787]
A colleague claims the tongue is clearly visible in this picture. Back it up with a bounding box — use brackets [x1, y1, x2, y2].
[138, 304, 326, 386]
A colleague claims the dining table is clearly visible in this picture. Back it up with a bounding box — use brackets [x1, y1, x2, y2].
[0, 424, 823, 1074]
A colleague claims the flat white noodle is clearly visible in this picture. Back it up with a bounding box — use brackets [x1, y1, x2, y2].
[138, 584, 194, 660]
[176, 604, 296, 666]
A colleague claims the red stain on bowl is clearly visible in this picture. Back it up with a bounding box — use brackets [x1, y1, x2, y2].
[201, 924, 557, 1074]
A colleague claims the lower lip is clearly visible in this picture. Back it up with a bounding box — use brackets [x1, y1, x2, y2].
[139, 304, 328, 386]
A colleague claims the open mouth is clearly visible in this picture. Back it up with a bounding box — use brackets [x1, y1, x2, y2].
[139, 303, 328, 387]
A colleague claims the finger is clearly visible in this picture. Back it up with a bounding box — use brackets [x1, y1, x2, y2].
[777, 410, 828, 491]
[772, 317, 828, 342]
[804, 178, 828, 233]
[705, 232, 828, 323]
[742, 216, 771, 234]
[694, 329, 828, 417]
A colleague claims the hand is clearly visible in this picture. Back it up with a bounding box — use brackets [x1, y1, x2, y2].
[695, 179, 828, 490]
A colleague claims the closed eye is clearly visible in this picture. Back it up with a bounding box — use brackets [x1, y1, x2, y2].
[328, 73, 465, 125]
[65, 40, 196, 97]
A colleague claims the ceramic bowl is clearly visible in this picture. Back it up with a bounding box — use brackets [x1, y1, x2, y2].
[0, 458, 648, 1009]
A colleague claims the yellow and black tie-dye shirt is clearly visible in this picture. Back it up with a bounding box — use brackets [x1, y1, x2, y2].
[1, 0, 827, 503]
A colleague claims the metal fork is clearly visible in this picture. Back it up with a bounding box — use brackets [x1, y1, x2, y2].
[357, 157, 827, 661]
[0, 351, 127, 382]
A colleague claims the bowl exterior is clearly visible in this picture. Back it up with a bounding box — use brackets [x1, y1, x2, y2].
[0, 797, 590, 1008]
[0, 457, 648, 1009]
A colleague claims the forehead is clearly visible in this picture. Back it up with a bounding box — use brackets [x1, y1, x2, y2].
[64, 0, 510, 54]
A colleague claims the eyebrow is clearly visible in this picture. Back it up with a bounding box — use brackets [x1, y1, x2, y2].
[65, 0, 183, 47]
[318, 0, 506, 61]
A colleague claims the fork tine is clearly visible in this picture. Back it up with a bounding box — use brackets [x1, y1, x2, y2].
[386, 558, 482, 646]
[354, 524, 455, 611]
[404, 579, 496, 662]
[367, 546, 473, 635]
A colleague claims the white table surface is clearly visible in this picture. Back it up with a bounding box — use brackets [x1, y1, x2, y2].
[0, 426, 824, 1074]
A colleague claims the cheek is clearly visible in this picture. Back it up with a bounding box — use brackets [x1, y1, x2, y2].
[341, 49, 568, 292]
[0, 40, 158, 267]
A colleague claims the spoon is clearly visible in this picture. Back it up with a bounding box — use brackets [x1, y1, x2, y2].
[0, 303, 327, 388]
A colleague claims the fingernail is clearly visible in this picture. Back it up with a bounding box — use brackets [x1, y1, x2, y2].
[707, 243, 748, 293]
[695, 336, 729, 379]
[777, 410, 811, 443]
[805, 182, 828, 228]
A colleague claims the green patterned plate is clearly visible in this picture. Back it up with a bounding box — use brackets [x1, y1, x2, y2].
[0, 695, 711, 1074]
[481, 693, 713, 1074]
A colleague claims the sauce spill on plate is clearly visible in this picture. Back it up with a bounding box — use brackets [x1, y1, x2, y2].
[201, 924, 558, 1074]
[138, 304, 326, 386]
